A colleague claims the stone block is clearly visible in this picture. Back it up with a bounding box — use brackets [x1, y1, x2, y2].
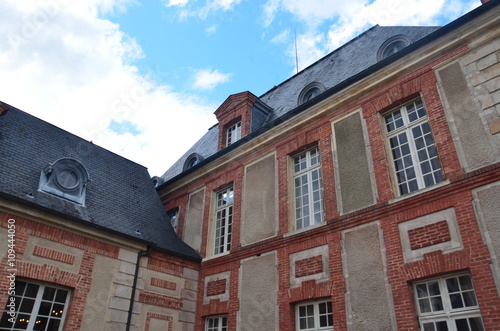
[115, 284, 132, 299]
[118, 248, 137, 264]
[109, 309, 129, 323]
[485, 76, 500, 93]
[179, 311, 195, 323]
[489, 119, 500, 135]
[181, 289, 197, 301]
[477, 53, 498, 71]
[183, 267, 199, 281]
[109, 297, 130, 312]
[119, 261, 136, 276]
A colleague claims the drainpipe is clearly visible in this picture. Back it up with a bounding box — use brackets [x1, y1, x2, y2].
[125, 246, 152, 331]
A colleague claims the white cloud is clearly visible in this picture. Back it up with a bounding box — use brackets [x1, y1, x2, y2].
[0, 0, 216, 176]
[192, 68, 232, 90]
[175, 0, 244, 20]
[165, 0, 189, 7]
[264, 0, 480, 72]
[270, 29, 290, 44]
[206, 24, 218, 35]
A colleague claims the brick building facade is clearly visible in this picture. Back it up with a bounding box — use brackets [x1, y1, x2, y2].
[157, 1, 500, 330]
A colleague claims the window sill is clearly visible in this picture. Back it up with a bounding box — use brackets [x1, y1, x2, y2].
[202, 250, 231, 262]
[388, 179, 450, 205]
[284, 221, 327, 238]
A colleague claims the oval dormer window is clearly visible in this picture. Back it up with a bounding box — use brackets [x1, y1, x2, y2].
[39, 158, 89, 204]
[183, 153, 204, 171]
[377, 35, 411, 61]
[298, 82, 325, 105]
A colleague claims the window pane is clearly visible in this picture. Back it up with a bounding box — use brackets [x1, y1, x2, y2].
[468, 317, 485, 331]
[419, 298, 432, 313]
[436, 321, 449, 331]
[423, 323, 436, 331]
[428, 281, 440, 296]
[33, 317, 48, 330]
[416, 284, 428, 298]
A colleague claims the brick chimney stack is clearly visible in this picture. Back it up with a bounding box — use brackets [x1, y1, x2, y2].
[480, 0, 489, 3]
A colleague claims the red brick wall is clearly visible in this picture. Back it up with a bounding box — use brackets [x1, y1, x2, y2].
[408, 220, 451, 250]
[295, 255, 323, 278]
[206, 279, 226, 296]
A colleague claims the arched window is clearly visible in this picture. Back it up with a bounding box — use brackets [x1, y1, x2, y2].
[377, 35, 411, 61]
[183, 153, 204, 171]
[39, 158, 89, 204]
[298, 82, 325, 105]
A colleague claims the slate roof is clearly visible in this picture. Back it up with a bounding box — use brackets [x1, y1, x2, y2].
[161, 25, 440, 181]
[0, 103, 201, 261]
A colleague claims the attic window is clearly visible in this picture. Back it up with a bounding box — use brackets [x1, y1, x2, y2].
[377, 35, 411, 61]
[39, 158, 89, 204]
[183, 153, 204, 171]
[226, 121, 241, 146]
[298, 82, 325, 105]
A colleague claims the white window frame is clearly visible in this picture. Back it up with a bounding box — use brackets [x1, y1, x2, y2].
[384, 99, 443, 196]
[206, 315, 228, 331]
[292, 147, 324, 230]
[413, 273, 484, 331]
[213, 186, 234, 255]
[0, 280, 70, 331]
[226, 122, 241, 146]
[296, 299, 333, 331]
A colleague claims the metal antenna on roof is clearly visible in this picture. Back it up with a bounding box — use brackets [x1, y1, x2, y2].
[294, 29, 299, 74]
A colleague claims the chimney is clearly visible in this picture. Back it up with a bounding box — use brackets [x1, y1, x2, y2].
[480, 0, 489, 3]
[0, 103, 8, 116]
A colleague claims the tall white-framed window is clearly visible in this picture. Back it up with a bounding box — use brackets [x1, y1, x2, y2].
[293, 147, 324, 230]
[226, 122, 241, 146]
[213, 186, 234, 255]
[0, 280, 70, 331]
[206, 315, 228, 331]
[414, 273, 484, 331]
[296, 299, 333, 331]
[384, 99, 443, 196]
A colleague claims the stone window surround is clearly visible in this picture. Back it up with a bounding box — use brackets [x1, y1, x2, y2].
[398, 207, 463, 263]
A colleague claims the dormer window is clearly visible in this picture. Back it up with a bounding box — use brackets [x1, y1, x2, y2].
[298, 82, 325, 105]
[377, 35, 411, 61]
[183, 153, 204, 171]
[226, 121, 241, 146]
[39, 158, 89, 204]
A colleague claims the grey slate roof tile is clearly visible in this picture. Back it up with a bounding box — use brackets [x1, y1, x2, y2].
[161, 25, 440, 181]
[0, 103, 201, 261]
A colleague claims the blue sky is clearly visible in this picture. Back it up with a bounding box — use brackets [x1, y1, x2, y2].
[0, 0, 480, 176]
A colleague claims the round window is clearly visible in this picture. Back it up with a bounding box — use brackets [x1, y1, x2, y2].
[56, 168, 79, 189]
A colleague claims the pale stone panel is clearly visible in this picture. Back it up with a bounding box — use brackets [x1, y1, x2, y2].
[150, 318, 169, 329]
[143, 268, 182, 297]
[342, 221, 396, 331]
[437, 61, 498, 171]
[23, 236, 84, 273]
[473, 181, 500, 298]
[183, 188, 206, 251]
[81, 254, 118, 331]
[239, 252, 278, 331]
[203, 271, 230, 304]
[333, 111, 375, 214]
[242, 154, 277, 245]
[289, 244, 330, 288]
